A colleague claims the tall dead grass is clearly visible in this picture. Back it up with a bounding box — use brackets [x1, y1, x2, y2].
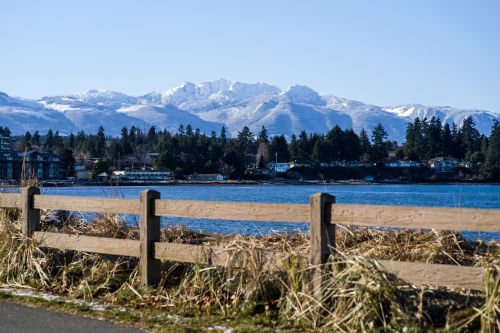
[0, 208, 498, 331]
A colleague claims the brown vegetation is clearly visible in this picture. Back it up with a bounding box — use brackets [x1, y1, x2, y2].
[0, 208, 498, 332]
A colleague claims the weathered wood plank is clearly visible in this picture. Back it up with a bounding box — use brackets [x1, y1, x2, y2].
[140, 190, 161, 287]
[21, 187, 40, 237]
[332, 204, 500, 232]
[155, 200, 500, 232]
[154, 242, 302, 271]
[34, 195, 141, 215]
[154, 242, 230, 266]
[0, 193, 21, 208]
[377, 260, 485, 291]
[33, 231, 140, 257]
[155, 200, 310, 222]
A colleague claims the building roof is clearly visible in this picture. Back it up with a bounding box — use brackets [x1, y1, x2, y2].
[429, 156, 459, 162]
[17, 150, 59, 158]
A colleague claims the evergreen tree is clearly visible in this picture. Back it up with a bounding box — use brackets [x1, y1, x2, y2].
[343, 129, 361, 161]
[59, 148, 76, 177]
[75, 130, 86, 151]
[96, 126, 106, 158]
[68, 133, 75, 149]
[236, 126, 255, 154]
[480, 135, 489, 161]
[129, 126, 137, 147]
[404, 118, 425, 161]
[178, 124, 185, 135]
[441, 123, 453, 157]
[44, 129, 54, 151]
[297, 131, 310, 162]
[450, 122, 463, 158]
[425, 117, 442, 159]
[460, 117, 481, 160]
[147, 126, 157, 147]
[220, 126, 227, 145]
[289, 134, 300, 161]
[370, 123, 388, 162]
[22, 131, 32, 150]
[120, 127, 133, 155]
[257, 126, 269, 144]
[108, 139, 122, 164]
[53, 130, 64, 152]
[222, 143, 245, 176]
[482, 121, 500, 178]
[359, 129, 371, 162]
[310, 137, 326, 164]
[32, 131, 41, 147]
[269, 135, 290, 162]
[185, 124, 194, 136]
[325, 125, 344, 161]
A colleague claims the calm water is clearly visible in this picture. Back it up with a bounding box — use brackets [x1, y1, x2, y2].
[36, 184, 500, 242]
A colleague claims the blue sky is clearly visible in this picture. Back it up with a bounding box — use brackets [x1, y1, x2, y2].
[1, 0, 499, 111]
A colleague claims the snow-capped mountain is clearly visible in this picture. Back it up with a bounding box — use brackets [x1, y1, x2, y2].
[160, 79, 281, 112]
[1, 80, 499, 142]
[0, 92, 77, 134]
[383, 104, 498, 136]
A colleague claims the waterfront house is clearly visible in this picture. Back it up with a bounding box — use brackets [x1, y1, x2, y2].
[267, 162, 291, 173]
[428, 157, 459, 172]
[328, 160, 367, 167]
[112, 169, 174, 182]
[458, 161, 477, 169]
[385, 160, 422, 168]
[186, 173, 226, 181]
[96, 172, 110, 181]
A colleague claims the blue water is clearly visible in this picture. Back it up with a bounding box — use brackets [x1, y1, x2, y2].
[37, 184, 500, 242]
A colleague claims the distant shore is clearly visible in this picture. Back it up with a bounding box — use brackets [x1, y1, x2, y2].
[2, 178, 499, 188]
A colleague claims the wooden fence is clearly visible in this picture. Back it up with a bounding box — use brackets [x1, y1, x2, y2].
[0, 187, 499, 291]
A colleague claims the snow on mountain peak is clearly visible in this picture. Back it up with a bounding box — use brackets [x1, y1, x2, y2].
[162, 79, 281, 111]
[78, 89, 135, 104]
[281, 84, 325, 106]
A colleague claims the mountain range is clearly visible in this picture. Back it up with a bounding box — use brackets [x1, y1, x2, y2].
[1, 79, 498, 143]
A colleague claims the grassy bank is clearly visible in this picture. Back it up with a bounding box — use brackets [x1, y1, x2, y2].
[0, 208, 498, 332]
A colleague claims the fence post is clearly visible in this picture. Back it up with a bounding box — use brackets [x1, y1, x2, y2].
[140, 189, 161, 287]
[309, 192, 335, 298]
[21, 187, 40, 237]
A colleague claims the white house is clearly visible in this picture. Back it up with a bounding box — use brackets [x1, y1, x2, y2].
[267, 162, 291, 173]
[186, 173, 226, 181]
[428, 157, 459, 172]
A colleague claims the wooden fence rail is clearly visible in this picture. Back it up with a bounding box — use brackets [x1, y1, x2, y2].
[0, 188, 498, 291]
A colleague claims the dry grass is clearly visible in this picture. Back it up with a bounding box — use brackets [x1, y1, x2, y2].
[0, 208, 498, 332]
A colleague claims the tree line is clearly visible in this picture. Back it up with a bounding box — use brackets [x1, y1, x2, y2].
[9, 116, 500, 179]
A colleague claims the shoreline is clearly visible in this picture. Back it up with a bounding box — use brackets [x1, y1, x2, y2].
[1, 179, 499, 187]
